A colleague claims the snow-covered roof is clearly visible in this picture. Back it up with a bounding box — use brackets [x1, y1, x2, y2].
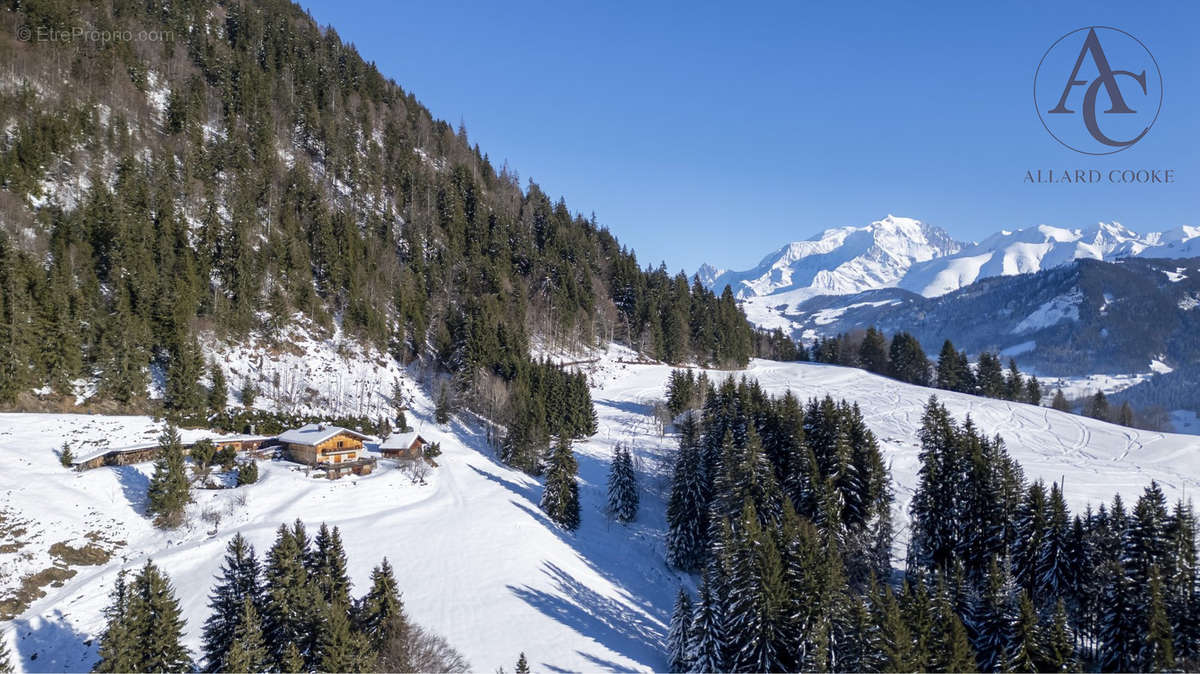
[379, 430, 425, 450]
[277, 423, 369, 447]
[73, 442, 158, 465]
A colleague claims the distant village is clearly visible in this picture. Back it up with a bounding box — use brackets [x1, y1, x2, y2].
[72, 422, 432, 480]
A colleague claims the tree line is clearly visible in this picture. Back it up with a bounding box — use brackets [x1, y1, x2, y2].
[92, 523, 468, 673]
[662, 386, 1198, 672]
[0, 0, 752, 461]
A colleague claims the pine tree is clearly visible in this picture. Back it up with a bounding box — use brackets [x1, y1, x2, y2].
[687, 566, 726, 673]
[874, 583, 916, 672]
[667, 415, 709, 572]
[146, 425, 189, 528]
[358, 558, 411, 671]
[1098, 560, 1139, 673]
[435, 383, 452, 424]
[667, 587, 693, 673]
[858, 327, 889, 375]
[316, 601, 374, 673]
[278, 642, 305, 673]
[241, 376, 257, 408]
[930, 577, 975, 673]
[123, 561, 193, 672]
[540, 435, 580, 530]
[1042, 599, 1076, 673]
[725, 500, 789, 672]
[164, 335, 205, 415]
[1051, 388, 1071, 412]
[310, 524, 352, 607]
[93, 570, 134, 673]
[1008, 591, 1041, 673]
[209, 361, 228, 412]
[59, 441, 74, 468]
[1142, 565, 1174, 672]
[607, 444, 639, 523]
[971, 557, 1016, 673]
[223, 597, 270, 673]
[1086, 391, 1110, 421]
[237, 459, 259, 485]
[201, 533, 262, 672]
[515, 652, 530, 674]
[262, 524, 317, 669]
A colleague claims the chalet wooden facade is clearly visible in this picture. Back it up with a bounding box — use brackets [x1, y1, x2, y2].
[379, 431, 427, 460]
[277, 423, 376, 479]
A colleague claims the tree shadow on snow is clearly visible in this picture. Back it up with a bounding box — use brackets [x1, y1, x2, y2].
[594, 397, 655, 418]
[114, 465, 150, 516]
[508, 562, 665, 672]
[466, 464, 541, 504]
[11, 609, 95, 672]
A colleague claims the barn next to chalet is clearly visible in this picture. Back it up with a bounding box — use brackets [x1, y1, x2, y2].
[73, 434, 269, 471]
[379, 431, 428, 460]
[277, 423, 377, 478]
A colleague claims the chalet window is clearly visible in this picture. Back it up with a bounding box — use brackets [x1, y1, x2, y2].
[337, 440, 344, 448]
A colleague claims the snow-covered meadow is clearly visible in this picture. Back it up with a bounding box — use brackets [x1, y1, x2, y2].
[3, 349, 1200, 672]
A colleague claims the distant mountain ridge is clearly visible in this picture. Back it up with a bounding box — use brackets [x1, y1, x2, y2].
[702, 217, 1200, 337]
[699, 215, 965, 302]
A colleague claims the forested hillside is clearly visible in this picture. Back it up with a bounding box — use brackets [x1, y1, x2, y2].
[0, 0, 753, 429]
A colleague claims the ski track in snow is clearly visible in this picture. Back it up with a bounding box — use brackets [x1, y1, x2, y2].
[4, 350, 1200, 672]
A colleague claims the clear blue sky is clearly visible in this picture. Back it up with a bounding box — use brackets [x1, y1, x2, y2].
[300, 1, 1199, 273]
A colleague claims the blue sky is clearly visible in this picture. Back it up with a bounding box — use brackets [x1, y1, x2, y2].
[300, 1, 1199, 273]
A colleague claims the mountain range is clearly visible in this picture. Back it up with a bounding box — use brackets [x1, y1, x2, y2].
[701, 216, 1200, 340]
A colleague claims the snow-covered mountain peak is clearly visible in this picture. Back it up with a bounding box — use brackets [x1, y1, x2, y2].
[701, 215, 964, 301]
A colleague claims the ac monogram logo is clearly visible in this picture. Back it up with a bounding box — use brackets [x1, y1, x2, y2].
[1034, 27, 1162, 155]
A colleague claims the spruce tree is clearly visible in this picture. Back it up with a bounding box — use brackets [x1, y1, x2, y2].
[931, 577, 975, 673]
[223, 597, 270, 673]
[1098, 560, 1139, 673]
[1042, 599, 1076, 673]
[667, 415, 709, 572]
[687, 566, 726, 673]
[1008, 591, 1041, 673]
[310, 524, 352, 607]
[435, 383, 451, 424]
[540, 435, 580, 530]
[358, 559, 411, 671]
[209, 361, 228, 412]
[725, 500, 788, 672]
[1142, 566, 1174, 672]
[262, 524, 317, 669]
[123, 561, 193, 672]
[201, 533, 262, 672]
[971, 558, 1016, 673]
[607, 444, 639, 523]
[515, 652, 530, 674]
[667, 587, 693, 673]
[59, 442, 74, 468]
[93, 570, 134, 673]
[316, 601, 374, 673]
[146, 425, 190, 528]
[165, 335, 205, 415]
[858, 327, 889, 375]
[1050, 388, 1070, 412]
[873, 583, 916, 672]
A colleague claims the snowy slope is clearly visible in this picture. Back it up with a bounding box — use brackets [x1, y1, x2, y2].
[5, 351, 1200, 672]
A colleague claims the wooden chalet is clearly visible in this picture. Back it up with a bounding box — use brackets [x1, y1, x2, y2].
[277, 423, 376, 479]
[378, 431, 428, 460]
